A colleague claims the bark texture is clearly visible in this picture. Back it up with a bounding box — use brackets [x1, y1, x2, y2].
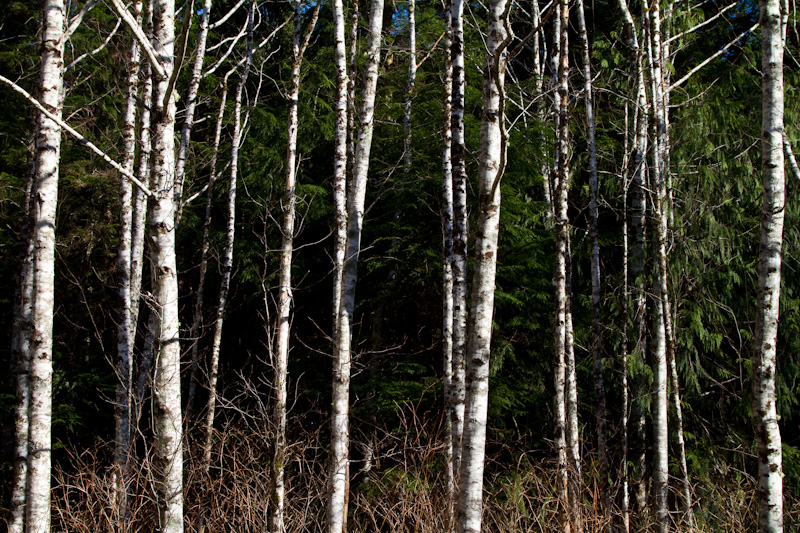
[26, 1, 65, 531]
[454, 0, 508, 529]
[753, 0, 786, 529]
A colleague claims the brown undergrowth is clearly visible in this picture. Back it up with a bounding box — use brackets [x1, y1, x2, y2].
[47, 407, 795, 532]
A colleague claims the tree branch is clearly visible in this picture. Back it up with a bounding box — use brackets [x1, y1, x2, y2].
[109, 0, 167, 79]
[786, 135, 800, 182]
[65, 18, 122, 71]
[0, 74, 153, 197]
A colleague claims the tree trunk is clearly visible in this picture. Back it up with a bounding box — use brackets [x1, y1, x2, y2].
[115, 4, 144, 522]
[403, 0, 416, 172]
[270, 3, 320, 530]
[202, 1, 255, 471]
[9, 112, 37, 533]
[331, 0, 349, 337]
[576, 0, 609, 518]
[26, 1, 65, 531]
[565, 242, 582, 533]
[453, 1, 508, 530]
[552, 0, 571, 528]
[753, 0, 786, 529]
[441, 0, 456, 518]
[328, 0, 384, 529]
[620, 100, 631, 533]
[450, 0, 468, 486]
[645, 0, 671, 528]
[149, 0, 184, 528]
[186, 75, 231, 421]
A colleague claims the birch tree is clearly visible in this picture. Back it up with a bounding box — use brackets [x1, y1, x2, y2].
[115, 0, 144, 521]
[753, 0, 786, 529]
[26, 1, 65, 531]
[328, 0, 384, 529]
[551, 0, 571, 527]
[453, 0, 508, 529]
[449, 0, 468, 488]
[148, 0, 184, 527]
[202, 0, 255, 470]
[270, 1, 320, 530]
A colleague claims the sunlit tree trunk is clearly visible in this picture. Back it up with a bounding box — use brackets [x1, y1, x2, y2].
[453, 0, 508, 529]
[552, 0, 570, 528]
[186, 75, 230, 421]
[26, 1, 65, 531]
[202, 1, 255, 471]
[9, 115, 37, 533]
[328, 0, 384, 529]
[441, 0, 456, 517]
[645, 0, 669, 528]
[565, 242, 582, 533]
[753, 0, 786, 529]
[331, 0, 349, 338]
[115, 3, 142, 521]
[149, 0, 183, 527]
[270, 2, 320, 530]
[449, 0, 468, 482]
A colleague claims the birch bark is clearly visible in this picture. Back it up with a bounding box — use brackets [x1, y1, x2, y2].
[9, 117, 37, 533]
[202, 1, 255, 471]
[454, 0, 508, 529]
[441, 0, 456, 514]
[26, 1, 65, 531]
[148, 0, 183, 528]
[753, 0, 786, 529]
[115, 7, 142, 521]
[450, 0, 468, 483]
[552, 0, 571, 528]
[328, 0, 384, 529]
[270, 2, 320, 530]
[576, 0, 608, 517]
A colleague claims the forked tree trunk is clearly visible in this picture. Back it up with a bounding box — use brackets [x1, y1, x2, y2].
[26, 1, 65, 531]
[202, 1, 255, 471]
[328, 0, 384, 529]
[753, 0, 786, 529]
[270, 2, 320, 530]
[449, 0, 468, 486]
[149, 0, 183, 528]
[453, 0, 508, 529]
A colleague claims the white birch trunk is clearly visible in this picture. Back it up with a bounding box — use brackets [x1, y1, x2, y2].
[26, 1, 65, 531]
[565, 245, 582, 533]
[646, 0, 670, 525]
[149, 0, 183, 527]
[115, 5, 143, 521]
[328, 0, 384, 530]
[552, 0, 571, 528]
[450, 0, 468, 483]
[753, 0, 786, 529]
[10, 122, 37, 533]
[187, 76, 230, 420]
[620, 100, 631, 533]
[403, 0, 416, 172]
[454, 1, 507, 529]
[202, 2, 255, 471]
[331, 0, 349, 336]
[576, 0, 608, 517]
[441, 0, 456, 515]
[270, 3, 320, 531]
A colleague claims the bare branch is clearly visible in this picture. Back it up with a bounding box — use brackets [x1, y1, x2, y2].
[63, 0, 101, 41]
[0, 74, 153, 197]
[669, 22, 758, 92]
[65, 18, 122, 71]
[665, 2, 737, 46]
[109, 0, 167, 79]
